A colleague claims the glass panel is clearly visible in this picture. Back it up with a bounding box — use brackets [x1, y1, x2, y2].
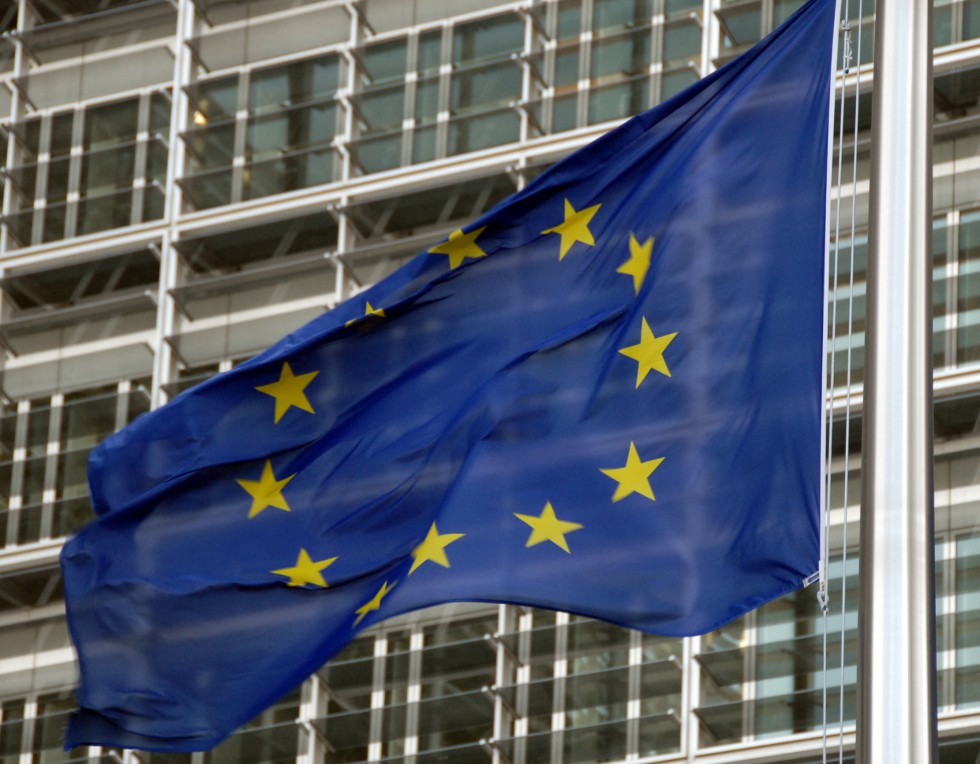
[412, 124, 438, 164]
[661, 67, 699, 100]
[567, 618, 631, 673]
[558, 0, 584, 39]
[450, 64, 522, 115]
[421, 613, 497, 699]
[45, 156, 71, 204]
[0, 700, 24, 764]
[189, 75, 239, 122]
[49, 113, 73, 160]
[85, 98, 139, 151]
[565, 720, 629, 763]
[42, 204, 67, 244]
[147, 138, 169, 187]
[667, 0, 702, 12]
[181, 167, 234, 210]
[352, 133, 403, 175]
[249, 55, 339, 115]
[589, 76, 649, 124]
[244, 149, 335, 200]
[965, 0, 980, 41]
[418, 30, 443, 75]
[34, 692, 84, 764]
[205, 690, 302, 764]
[150, 90, 172, 134]
[51, 495, 94, 539]
[593, 0, 652, 31]
[16, 502, 43, 545]
[81, 145, 136, 197]
[415, 77, 440, 123]
[184, 122, 237, 172]
[591, 29, 650, 79]
[361, 38, 408, 86]
[956, 532, 980, 707]
[773, 0, 806, 26]
[452, 14, 524, 66]
[245, 103, 337, 160]
[663, 19, 702, 62]
[77, 191, 134, 236]
[448, 110, 521, 154]
[355, 86, 405, 133]
[718, 3, 761, 49]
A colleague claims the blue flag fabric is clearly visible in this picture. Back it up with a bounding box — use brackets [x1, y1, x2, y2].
[62, 0, 835, 751]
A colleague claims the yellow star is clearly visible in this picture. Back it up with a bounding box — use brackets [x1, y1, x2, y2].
[345, 301, 387, 327]
[255, 361, 319, 424]
[600, 442, 664, 503]
[271, 548, 337, 588]
[618, 317, 677, 387]
[236, 460, 296, 519]
[541, 198, 602, 260]
[428, 226, 488, 269]
[354, 579, 396, 626]
[617, 233, 653, 294]
[409, 522, 465, 575]
[514, 502, 583, 553]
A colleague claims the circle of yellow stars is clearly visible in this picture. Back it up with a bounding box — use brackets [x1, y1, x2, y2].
[236, 195, 677, 627]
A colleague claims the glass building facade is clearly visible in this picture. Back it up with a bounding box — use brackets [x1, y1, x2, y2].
[0, 0, 976, 762]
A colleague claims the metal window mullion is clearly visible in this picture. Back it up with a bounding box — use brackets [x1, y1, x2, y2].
[683, 634, 702, 760]
[38, 392, 61, 541]
[367, 633, 387, 762]
[29, 116, 52, 247]
[230, 72, 249, 205]
[518, 7, 534, 144]
[624, 630, 642, 759]
[114, 380, 130, 432]
[0, 0, 30, 254]
[541, 1, 558, 136]
[131, 92, 152, 227]
[550, 611, 569, 764]
[650, 1, 664, 110]
[151, 0, 196, 408]
[298, 674, 322, 764]
[403, 33, 419, 168]
[403, 626, 423, 761]
[332, 200, 356, 305]
[938, 534, 955, 711]
[741, 610, 757, 743]
[576, 0, 593, 129]
[5, 401, 29, 547]
[701, 0, 717, 76]
[760, 0, 774, 35]
[64, 108, 85, 240]
[436, 25, 452, 161]
[513, 608, 534, 764]
[948, 208, 960, 368]
[490, 604, 515, 764]
[340, 7, 361, 183]
[17, 697, 35, 764]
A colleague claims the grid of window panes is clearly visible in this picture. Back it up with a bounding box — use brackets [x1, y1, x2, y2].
[0, 380, 149, 549]
[3, 92, 170, 247]
[7, 431, 980, 762]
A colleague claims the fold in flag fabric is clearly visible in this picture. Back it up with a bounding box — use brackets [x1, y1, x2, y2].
[62, 0, 836, 751]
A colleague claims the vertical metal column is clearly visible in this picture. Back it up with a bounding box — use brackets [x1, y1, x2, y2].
[857, 0, 937, 762]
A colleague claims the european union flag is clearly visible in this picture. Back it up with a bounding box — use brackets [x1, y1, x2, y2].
[62, 0, 836, 751]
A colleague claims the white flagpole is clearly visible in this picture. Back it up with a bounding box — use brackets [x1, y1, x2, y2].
[858, 0, 938, 761]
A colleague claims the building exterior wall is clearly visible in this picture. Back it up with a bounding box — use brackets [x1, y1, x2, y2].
[0, 0, 976, 762]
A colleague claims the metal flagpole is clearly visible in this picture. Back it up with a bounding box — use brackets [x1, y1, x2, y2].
[858, 0, 938, 762]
